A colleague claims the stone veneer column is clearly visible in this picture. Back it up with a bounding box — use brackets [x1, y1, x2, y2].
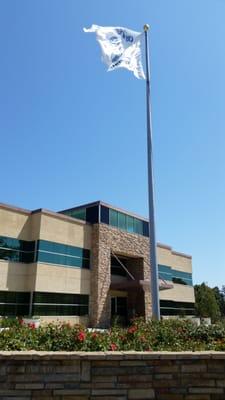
[90, 223, 152, 328]
[90, 224, 111, 327]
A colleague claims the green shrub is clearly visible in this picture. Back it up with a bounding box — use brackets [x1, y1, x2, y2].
[0, 317, 21, 328]
[0, 318, 225, 351]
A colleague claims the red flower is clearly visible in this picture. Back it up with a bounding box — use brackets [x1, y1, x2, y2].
[28, 322, 35, 329]
[109, 343, 117, 351]
[91, 332, 98, 339]
[128, 326, 137, 334]
[77, 331, 86, 342]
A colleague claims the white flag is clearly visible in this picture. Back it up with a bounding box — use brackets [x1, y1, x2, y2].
[83, 25, 145, 80]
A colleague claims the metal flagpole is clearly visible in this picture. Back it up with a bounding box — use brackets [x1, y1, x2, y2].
[143, 24, 160, 320]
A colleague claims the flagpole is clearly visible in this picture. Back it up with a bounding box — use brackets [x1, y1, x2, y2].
[143, 24, 160, 320]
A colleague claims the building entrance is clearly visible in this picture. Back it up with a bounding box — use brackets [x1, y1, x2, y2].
[111, 296, 127, 324]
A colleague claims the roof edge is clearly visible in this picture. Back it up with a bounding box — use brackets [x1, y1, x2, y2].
[0, 202, 31, 215]
[59, 200, 149, 222]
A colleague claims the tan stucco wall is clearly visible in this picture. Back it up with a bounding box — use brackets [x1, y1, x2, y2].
[160, 283, 195, 303]
[0, 207, 92, 295]
[157, 245, 195, 304]
[157, 245, 192, 273]
[31, 264, 90, 294]
[0, 261, 32, 291]
[38, 213, 92, 249]
[0, 208, 30, 240]
[29, 213, 42, 240]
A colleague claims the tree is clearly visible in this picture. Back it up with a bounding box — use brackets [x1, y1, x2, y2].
[213, 286, 225, 317]
[194, 283, 221, 322]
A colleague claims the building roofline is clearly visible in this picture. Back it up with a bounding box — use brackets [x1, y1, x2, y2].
[1, 201, 192, 259]
[0, 202, 31, 215]
[171, 250, 192, 259]
[0, 202, 89, 226]
[31, 208, 89, 226]
[59, 200, 149, 222]
[157, 242, 192, 259]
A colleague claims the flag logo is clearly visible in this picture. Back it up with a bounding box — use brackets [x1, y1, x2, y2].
[83, 25, 145, 80]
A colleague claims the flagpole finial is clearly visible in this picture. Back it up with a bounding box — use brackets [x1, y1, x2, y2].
[143, 24, 150, 31]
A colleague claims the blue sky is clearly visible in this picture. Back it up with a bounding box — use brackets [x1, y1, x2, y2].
[0, 0, 225, 288]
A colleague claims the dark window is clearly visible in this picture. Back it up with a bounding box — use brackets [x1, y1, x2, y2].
[143, 221, 149, 237]
[0, 236, 35, 264]
[86, 206, 99, 223]
[172, 277, 187, 285]
[111, 256, 127, 276]
[32, 292, 89, 316]
[100, 205, 109, 224]
[111, 297, 127, 316]
[160, 300, 195, 316]
[0, 291, 30, 316]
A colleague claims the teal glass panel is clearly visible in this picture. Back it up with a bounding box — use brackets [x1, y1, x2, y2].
[0, 248, 35, 263]
[69, 208, 86, 221]
[0, 236, 21, 250]
[38, 240, 90, 259]
[126, 215, 134, 233]
[133, 218, 143, 235]
[172, 269, 193, 285]
[118, 212, 126, 230]
[109, 209, 118, 227]
[0, 236, 35, 252]
[159, 272, 172, 281]
[158, 265, 172, 274]
[158, 265, 172, 280]
[37, 251, 90, 269]
[158, 265, 192, 285]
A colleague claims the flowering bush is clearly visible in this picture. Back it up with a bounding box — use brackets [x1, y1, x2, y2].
[0, 318, 225, 351]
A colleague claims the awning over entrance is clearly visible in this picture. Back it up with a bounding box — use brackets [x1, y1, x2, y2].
[110, 279, 173, 291]
[159, 279, 174, 291]
[110, 280, 150, 291]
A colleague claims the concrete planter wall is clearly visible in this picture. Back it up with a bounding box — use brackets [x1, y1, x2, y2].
[0, 351, 225, 399]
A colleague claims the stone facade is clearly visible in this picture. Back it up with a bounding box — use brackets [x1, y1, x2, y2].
[0, 351, 225, 399]
[90, 223, 152, 327]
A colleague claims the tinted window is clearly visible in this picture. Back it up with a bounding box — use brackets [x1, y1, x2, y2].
[86, 206, 99, 223]
[100, 205, 109, 224]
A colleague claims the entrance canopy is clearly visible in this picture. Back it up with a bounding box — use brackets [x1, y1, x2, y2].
[110, 280, 150, 291]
